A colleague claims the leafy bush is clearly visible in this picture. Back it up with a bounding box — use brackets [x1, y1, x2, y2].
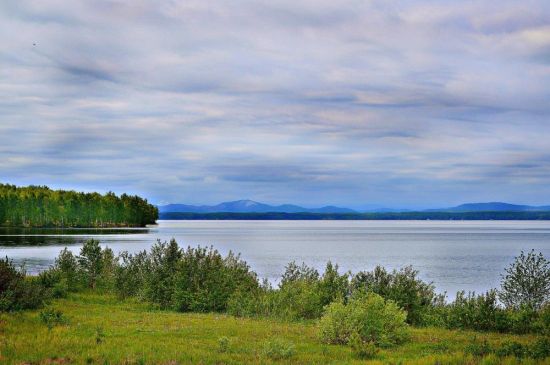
[533, 304, 550, 335]
[499, 250, 550, 310]
[95, 326, 105, 344]
[114, 250, 149, 299]
[0, 257, 47, 311]
[39, 308, 66, 330]
[318, 292, 409, 347]
[114, 241, 259, 313]
[349, 333, 378, 359]
[172, 246, 258, 312]
[444, 290, 503, 331]
[465, 338, 492, 357]
[317, 300, 353, 344]
[495, 341, 527, 358]
[262, 339, 295, 360]
[227, 262, 349, 321]
[144, 239, 181, 308]
[55, 248, 79, 290]
[78, 239, 104, 289]
[351, 265, 441, 325]
[529, 337, 550, 359]
[217, 336, 230, 353]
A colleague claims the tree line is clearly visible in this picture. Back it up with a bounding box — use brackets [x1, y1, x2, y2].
[0, 183, 158, 227]
[159, 211, 550, 220]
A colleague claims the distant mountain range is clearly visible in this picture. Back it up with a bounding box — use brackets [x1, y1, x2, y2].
[428, 202, 550, 213]
[158, 200, 356, 214]
[158, 200, 550, 214]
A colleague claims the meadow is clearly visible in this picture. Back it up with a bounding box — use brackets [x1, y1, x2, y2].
[1, 292, 548, 365]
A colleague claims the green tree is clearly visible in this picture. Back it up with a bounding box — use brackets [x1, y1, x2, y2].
[78, 239, 104, 289]
[499, 250, 550, 310]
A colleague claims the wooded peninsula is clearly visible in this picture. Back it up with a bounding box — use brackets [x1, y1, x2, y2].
[0, 184, 158, 228]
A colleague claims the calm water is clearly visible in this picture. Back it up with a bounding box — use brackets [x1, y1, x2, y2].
[2, 220, 550, 298]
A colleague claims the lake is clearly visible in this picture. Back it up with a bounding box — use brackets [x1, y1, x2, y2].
[2, 220, 550, 298]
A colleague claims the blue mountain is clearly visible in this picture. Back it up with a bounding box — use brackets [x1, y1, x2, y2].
[427, 202, 550, 212]
[158, 200, 357, 214]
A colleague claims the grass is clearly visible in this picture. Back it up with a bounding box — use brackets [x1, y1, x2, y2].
[0, 293, 548, 365]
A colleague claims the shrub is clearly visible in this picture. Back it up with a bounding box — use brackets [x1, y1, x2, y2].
[271, 278, 323, 320]
[533, 304, 550, 335]
[54, 248, 79, 290]
[499, 250, 550, 310]
[351, 265, 441, 325]
[318, 292, 409, 347]
[262, 339, 295, 360]
[246, 262, 349, 321]
[0, 257, 47, 311]
[78, 239, 104, 289]
[38, 269, 68, 298]
[227, 281, 273, 318]
[114, 250, 149, 299]
[98, 247, 117, 291]
[39, 308, 66, 330]
[95, 326, 105, 344]
[529, 337, 550, 359]
[172, 246, 258, 312]
[217, 336, 230, 353]
[495, 341, 527, 358]
[318, 300, 353, 344]
[349, 333, 378, 359]
[444, 290, 502, 331]
[465, 337, 492, 357]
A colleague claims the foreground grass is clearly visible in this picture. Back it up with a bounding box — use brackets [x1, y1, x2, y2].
[0, 293, 547, 365]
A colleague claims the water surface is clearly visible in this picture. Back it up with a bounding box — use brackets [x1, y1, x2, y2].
[1, 220, 549, 297]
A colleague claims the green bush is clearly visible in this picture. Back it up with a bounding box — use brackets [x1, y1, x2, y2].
[444, 290, 502, 331]
[114, 250, 149, 299]
[495, 341, 527, 358]
[39, 308, 66, 330]
[349, 333, 378, 359]
[529, 337, 550, 359]
[499, 250, 550, 310]
[351, 265, 441, 325]
[172, 246, 258, 312]
[230, 262, 349, 321]
[262, 339, 295, 360]
[317, 300, 353, 344]
[114, 241, 259, 313]
[54, 248, 80, 290]
[0, 257, 48, 311]
[465, 338, 492, 357]
[217, 336, 230, 353]
[78, 239, 104, 289]
[318, 292, 409, 347]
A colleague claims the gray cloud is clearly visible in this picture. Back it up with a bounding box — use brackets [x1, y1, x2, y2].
[0, 0, 549, 208]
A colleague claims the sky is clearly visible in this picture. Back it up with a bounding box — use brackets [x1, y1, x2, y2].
[1, 0, 549, 209]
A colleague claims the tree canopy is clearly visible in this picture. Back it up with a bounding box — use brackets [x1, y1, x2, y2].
[0, 183, 157, 227]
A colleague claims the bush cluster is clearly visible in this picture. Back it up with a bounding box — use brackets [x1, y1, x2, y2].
[114, 240, 258, 312]
[2, 240, 550, 340]
[318, 292, 410, 348]
[0, 257, 47, 311]
[227, 261, 348, 321]
[466, 337, 550, 360]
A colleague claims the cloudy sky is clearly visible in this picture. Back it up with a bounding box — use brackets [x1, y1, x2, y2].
[1, 0, 549, 209]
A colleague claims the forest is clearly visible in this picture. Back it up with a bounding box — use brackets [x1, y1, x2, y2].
[0, 183, 158, 228]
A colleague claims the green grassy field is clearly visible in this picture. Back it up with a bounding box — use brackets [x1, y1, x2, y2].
[0, 293, 547, 365]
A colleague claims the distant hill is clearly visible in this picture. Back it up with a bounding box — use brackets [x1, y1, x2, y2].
[159, 200, 550, 215]
[427, 202, 550, 212]
[158, 199, 356, 214]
